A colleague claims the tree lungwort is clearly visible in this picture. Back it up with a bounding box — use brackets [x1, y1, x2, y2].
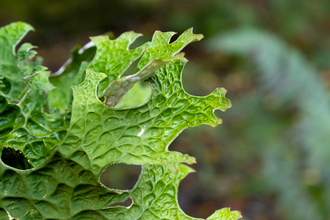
[0, 22, 241, 220]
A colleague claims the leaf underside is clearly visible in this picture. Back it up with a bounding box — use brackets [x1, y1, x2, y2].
[0, 22, 240, 220]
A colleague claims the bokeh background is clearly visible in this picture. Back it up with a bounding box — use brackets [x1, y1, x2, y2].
[2, 1, 330, 219]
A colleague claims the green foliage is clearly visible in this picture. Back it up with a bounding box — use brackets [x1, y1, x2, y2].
[0, 22, 241, 219]
[208, 29, 330, 220]
[0, 22, 69, 167]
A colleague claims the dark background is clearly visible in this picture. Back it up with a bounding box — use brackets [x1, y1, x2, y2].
[2, 1, 330, 219]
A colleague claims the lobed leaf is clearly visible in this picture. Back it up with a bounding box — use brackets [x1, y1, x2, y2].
[0, 22, 68, 167]
[0, 22, 240, 220]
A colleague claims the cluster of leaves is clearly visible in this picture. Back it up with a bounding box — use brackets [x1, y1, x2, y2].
[0, 22, 241, 219]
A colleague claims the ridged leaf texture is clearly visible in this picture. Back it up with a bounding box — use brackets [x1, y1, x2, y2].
[0, 22, 241, 220]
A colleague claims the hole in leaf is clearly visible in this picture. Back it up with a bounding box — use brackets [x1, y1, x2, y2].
[121, 57, 141, 77]
[109, 198, 132, 208]
[169, 33, 179, 44]
[171, 128, 224, 218]
[1, 147, 33, 170]
[100, 164, 141, 190]
[178, 170, 215, 219]
[181, 64, 217, 97]
[128, 35, 148, 50]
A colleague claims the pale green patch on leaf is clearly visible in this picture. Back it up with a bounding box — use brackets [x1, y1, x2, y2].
[102, 53, 185, 108]
[0, 22, 240, 220]
[114, 82, 151, 109]
[24, 65, 55, 91]
[206, 208, 243, 220]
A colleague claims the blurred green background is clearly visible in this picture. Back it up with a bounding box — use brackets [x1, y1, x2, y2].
[2, 0, 330, 219]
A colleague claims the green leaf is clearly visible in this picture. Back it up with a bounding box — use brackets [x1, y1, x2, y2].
[0, 22, 34, 103]
[102, 53, 185, 108]
[89, 31, 150, 97]
[25, 65, 55, 91]
[0, 22, 68, 167]
[0, 22, 239, 220]
[206, 208, 242, 220]
[48, 44, 96, 112]
[83, 164, 242, 220]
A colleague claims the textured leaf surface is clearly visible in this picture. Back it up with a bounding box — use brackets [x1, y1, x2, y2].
[0, 22, 68, 167]
[0, 22, 241, 220]
[102, 53, 185, 108]
[114, 82, 151, 109]
[93, 164, 241, 220]
[48, 44, 95, 112]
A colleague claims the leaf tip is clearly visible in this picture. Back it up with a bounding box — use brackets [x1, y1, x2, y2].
[188, 27, 204, 41]
[206, 207, 243, 220]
